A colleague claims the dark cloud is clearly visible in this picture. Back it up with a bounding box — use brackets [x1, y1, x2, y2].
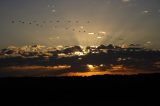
[0, 44, 160, 77]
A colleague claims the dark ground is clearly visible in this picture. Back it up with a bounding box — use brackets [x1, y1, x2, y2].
[0, 73, 160, 105]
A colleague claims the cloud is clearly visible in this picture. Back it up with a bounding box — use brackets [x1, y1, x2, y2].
[97, 36, 102, 39]
[52, 9, 56, 13]
[80, 26, 84, 29]
[146, 41, 151, 44]
[143, 10, 150, 14]
[99, 31, 106, 35]
[122, 0, 131, 3]
[88, 33, 95, 35]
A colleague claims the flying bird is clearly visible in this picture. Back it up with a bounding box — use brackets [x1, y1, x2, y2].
[43, 21, 46, 23]
[68, 20, 71, 23]
[87, 21, 90, 23]
[11, 21, 15, 23]
[65, 27, 69, 30]
[49, 20, 53, 23]
[33, 20, 37, 23]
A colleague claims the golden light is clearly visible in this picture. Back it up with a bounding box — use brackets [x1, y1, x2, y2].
[99, 31, 106, 35]
[80, 26, 84, 29]
[100, 64, 105, 67]
[87, 64, 94, 69]
[58, 53, 67, 58]
[87, 64, 97, 71]
[74, 51, 84, 56]
[111, 65, 125, 71]
[46, 65, 71, 70]
[58, 72, 112, 77]
[97, 36, 102, 39]
[88, 33, 95, 35]
[121, 44, 128, 48]
[3, 65, 71, 71]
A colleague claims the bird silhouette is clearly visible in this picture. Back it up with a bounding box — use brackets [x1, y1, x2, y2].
[11, 21, 15, 23]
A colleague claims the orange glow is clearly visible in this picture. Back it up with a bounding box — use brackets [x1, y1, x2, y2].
[3, 65, 71, 71]
[46, 65, 71, 70]
[87, 64, 96, 71]
[1, 63, 159, 77]
[87, 64, 94, 69]
[57, 72, 112, 77]
[111, 65, 125, 71]
[88, 33, 95, 35]
[57, 70, 140, 77]
[86, 64, 126, 72]
[74, 51, 84, 56]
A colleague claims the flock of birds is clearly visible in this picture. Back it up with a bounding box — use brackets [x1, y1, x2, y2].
[11, 19, 152, 47]
[10, 19, 124, 42]
[11, 19, 92, 33]
[10, 19, 112, 40]
[10, 2, 106, 36]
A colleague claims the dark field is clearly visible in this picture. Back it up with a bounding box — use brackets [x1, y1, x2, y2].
[0, 73, 160, 105]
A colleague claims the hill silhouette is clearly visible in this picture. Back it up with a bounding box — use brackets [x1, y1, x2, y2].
[0, 73, 160, 105]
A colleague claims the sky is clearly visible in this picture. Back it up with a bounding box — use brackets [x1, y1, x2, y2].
[0, 0, 160, 49]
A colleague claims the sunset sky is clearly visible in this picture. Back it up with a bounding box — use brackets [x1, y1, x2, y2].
[0, 0, 160, 49]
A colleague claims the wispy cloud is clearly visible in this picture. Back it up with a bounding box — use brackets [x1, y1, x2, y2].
[143, 10, 150, 14]
[88, 33, 95, 35]
[122, 0, 131, 3]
